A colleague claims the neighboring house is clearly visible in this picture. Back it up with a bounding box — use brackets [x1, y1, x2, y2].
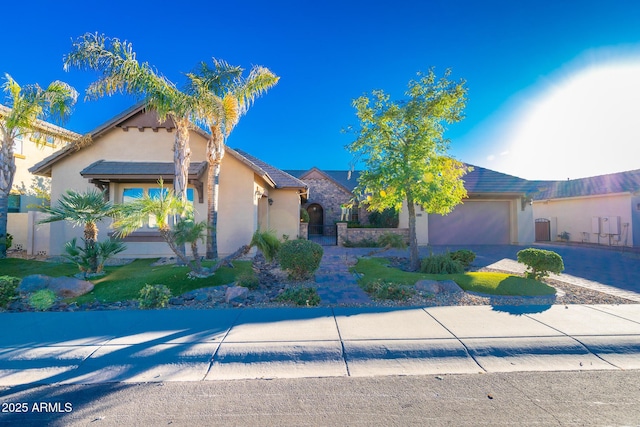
[29, 104, 307, 258]
[531, 170, 640, 247]
[400, 165, 535, 245]
[1, 104, 81, 251]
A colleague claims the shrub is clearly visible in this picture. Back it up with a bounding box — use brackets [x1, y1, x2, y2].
[237, 271, 260, 290]
[250, 229, 281, 262]
[367, 209, 399, 228]
[0, 276, 20, 308]
[300, 208, 310, 223]
[450, 250, 476, 269]
[420, 253, 464, 274]
[0, 233, 13, 250]
[276, 287, 321, 306]
[517, 248, 564, 281]
[138, 284, 172, 309]
[277, 239, 323, 280]
[29, 289, 56, 311]
[342, 238, 379, 248]
[361, 279, 414, 301]
[377, 232, 407, 249]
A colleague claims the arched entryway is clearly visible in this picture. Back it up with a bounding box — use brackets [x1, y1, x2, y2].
[307, 204, 324, 235]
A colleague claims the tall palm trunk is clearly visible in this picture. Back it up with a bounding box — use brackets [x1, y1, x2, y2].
[84, 222, 99, 272]
[206, 127, 225, 259]
[173, 118, 191, 201]
[0, 139, 17, 258]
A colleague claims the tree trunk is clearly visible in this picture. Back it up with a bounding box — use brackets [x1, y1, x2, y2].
[206, 128, 225, 260]
[406, 194, 420, 271]
[0, 137, 17, 258]
[159, 227, 199, 273]
[172, 119, 191, 201]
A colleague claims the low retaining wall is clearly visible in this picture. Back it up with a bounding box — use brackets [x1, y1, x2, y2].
[337, 223, 409, 246]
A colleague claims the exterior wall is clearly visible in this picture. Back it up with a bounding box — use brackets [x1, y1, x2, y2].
[341, 227, 410, 246]
[302, 177, 353, 225]
[216, 154, 258, 256]
[11, 137, 59, 199]
[632, 193, 640, 247]
[48, 126, 210, 257]
[517, 197, 535, 244]
[532, 193, 633, 246]
[267, 188, 302, 240]
[399, 201, 429, 245]
[7, 213, 28, 250]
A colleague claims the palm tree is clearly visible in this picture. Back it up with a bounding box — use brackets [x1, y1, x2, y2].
[63, 33, 197, 201]
[40, 189, 117, 273]
[111, 180, 206, 274]
[0, 74, 77, 258]
[187, 59, 279, 259]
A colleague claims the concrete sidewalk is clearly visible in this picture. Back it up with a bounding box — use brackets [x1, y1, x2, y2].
[1, 304, 639, 386]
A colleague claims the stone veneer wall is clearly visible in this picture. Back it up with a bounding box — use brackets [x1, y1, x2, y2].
[337, 222, 409, 246]
[302, 178, 354, 224]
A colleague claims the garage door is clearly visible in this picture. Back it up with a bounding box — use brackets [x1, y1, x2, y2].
[428, 201, 511, 245]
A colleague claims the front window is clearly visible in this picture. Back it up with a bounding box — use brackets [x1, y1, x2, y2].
[121, 186, 195, 229]
[12, 137, 24, 156]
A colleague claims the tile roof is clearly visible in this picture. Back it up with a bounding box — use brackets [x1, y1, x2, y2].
[286, 169, 362, 192]
[530, 169, 640, 200]
[80, 160, 208, 179]
[232, 149, 308, 189]
[288, 165, 532, 195]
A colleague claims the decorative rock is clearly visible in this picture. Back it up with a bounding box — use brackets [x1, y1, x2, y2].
[415, 279, 463, 294]
[48, 276, 94, 298]
[225, 286, 249, 303]
[17, 274, 51, 293]
[18, 274, 94, 298]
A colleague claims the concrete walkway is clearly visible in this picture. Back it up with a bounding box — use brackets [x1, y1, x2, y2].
[1, 304, 639, 386]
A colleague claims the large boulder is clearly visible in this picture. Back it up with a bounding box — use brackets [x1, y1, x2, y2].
[18, 275, 94, 298]
[17, 275, 50, 293]
[225, 285, 249, 303]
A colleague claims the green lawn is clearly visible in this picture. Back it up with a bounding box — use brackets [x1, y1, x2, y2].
[0, 258, 253, 304]
[353, 257, 556, 297]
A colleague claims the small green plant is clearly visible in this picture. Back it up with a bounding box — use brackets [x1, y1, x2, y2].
[277, 239, 324, 280]
[517, 248, 564, 281]
[450, 249, 476, 269]
[377, 232, 407, 249]
[237, 271, 260, 290]
[63, 237, 127, 276]
[29, 289, 56, 311]
[250, 229, 281, 262]
[276, 287, 320, 306]
[0, 233, 13, 250]
[342, 238, 379, 248]
[420, 252, 464, 274]
[0, 276, 20, 308]
[361, 279, 414, 301]
[138, 284, 172, 309]
[300, 208, 310, 223]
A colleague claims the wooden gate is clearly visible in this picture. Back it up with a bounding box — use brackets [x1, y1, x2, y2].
[535, 218, 551, 241]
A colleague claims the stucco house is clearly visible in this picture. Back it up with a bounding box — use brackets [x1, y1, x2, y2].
[29, 104, 307, 258]
[531, 170, 640, 247]
[2, 104, 80, 251]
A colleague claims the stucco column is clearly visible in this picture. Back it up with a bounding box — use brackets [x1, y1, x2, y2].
[336, 222, 348, 246]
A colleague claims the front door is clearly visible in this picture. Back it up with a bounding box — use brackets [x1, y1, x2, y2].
[307, 204, 323, 235]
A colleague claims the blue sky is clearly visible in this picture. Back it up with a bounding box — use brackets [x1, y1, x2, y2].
[4, 0, 640, 180]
